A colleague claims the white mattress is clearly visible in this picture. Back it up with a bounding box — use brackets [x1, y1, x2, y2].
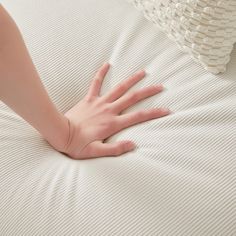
[0, 0, 235, 235]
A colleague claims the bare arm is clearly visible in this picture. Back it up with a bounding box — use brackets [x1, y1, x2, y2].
[0, 4, 171, 159]
[0, 4, 69, 151]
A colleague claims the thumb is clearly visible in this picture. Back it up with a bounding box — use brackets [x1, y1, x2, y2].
[78, 140, 136, 159]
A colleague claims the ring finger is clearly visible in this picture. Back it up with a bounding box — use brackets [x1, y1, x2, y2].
[115, 107, 170, 132]
[111, 84, 163, 114]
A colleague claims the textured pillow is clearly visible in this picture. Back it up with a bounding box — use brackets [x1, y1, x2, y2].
[127, 0, 236, 74]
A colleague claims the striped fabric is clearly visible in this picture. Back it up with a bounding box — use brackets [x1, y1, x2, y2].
[0, 0, 235, 235]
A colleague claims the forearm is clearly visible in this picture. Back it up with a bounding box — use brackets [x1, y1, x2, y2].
[0, 4, 69, 151]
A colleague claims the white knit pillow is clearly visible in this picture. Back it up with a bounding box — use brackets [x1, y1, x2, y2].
[127, 0, 236, 74]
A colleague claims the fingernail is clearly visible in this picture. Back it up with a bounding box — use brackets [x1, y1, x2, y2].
[160, 108, 171, 113]
[104, 62, 110, 67]
[138, 70, 145, 75]
[156, 84, 163, 89]
[127, 141, 135, 149]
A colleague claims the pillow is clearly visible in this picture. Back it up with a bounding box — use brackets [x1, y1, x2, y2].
[127, 0, 236, 74]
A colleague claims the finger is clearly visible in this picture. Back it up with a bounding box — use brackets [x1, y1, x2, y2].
[86, 62, 110, 98]
[78, 140, 135, 159]
[112, 84, 163, 114]
[101, 70, 146, 103]
[116, 108, 170, 130]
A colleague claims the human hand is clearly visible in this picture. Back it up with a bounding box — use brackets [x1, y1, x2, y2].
[61, 62, 171, 159]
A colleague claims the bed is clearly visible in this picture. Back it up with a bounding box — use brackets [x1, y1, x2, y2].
[0, 0, 235, 235]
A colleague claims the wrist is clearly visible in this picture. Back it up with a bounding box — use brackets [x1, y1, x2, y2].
[44, 113, 70, 153]
[59, 117, 75, 153]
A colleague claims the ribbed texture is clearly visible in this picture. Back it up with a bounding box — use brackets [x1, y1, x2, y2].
[0, 0, 236, 235]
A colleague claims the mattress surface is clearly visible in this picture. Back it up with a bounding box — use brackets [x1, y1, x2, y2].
[0, 0, 236, 235]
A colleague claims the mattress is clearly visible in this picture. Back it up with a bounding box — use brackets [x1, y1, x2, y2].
[0, 0, 235, 235]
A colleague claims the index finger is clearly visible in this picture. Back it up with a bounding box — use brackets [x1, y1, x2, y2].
[86, 62, 110, 98]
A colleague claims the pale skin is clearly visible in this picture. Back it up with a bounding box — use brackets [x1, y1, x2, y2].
[0, 4, 171, 160]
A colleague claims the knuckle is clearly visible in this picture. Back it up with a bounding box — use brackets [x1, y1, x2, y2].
[130, 92, 139, 101]
[109, 118, 118, 130]
[84, 95, 95, 103]
[103, 104, 113, 113]
[137, 110, 146, 118]
[117, 83, 128, 92]
[100, 123, 110, 134]
[149, 109, 159, 116]
[153, 108, 164, 116]
[93, 78, 100, 84]
[114, 146, 123, 156]
[96, 68, 103, 75]
[101, 118, 117, 134]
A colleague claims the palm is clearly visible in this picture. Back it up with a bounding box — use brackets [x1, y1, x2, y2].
[62, 62, 170, 160]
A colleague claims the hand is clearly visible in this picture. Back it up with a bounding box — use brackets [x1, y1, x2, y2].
[61, 62, 171, 160]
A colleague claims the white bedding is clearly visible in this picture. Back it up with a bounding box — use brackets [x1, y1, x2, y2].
[0, 0, 235, 235]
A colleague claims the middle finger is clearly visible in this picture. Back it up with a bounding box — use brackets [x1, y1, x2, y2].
[101, 70, 146, 103]
[111, 84, 164, 114]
